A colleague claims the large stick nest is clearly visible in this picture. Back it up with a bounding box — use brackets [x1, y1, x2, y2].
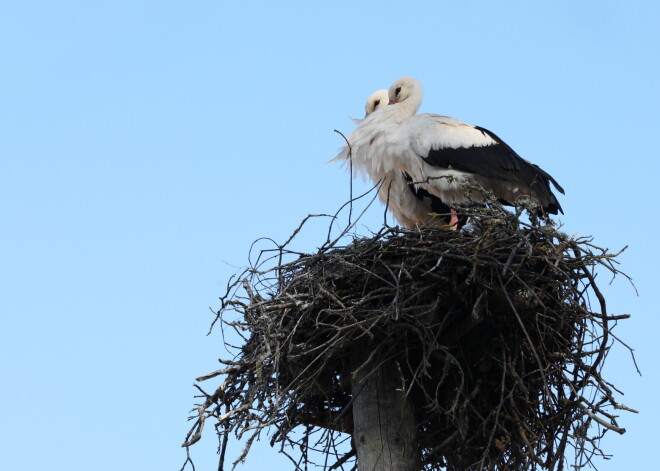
[183, 200, 636, 471]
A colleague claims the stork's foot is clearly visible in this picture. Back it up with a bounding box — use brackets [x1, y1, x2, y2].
[450, 209, 459, 231]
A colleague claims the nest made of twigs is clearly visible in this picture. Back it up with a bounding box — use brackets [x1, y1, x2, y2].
[183, 202, 635, 471]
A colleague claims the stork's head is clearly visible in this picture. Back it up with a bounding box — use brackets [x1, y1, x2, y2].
[388, 76, 423, 114]
[364, 89, 389, 117]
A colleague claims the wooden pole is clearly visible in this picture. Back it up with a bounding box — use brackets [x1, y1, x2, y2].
[352, 360, 418, 471]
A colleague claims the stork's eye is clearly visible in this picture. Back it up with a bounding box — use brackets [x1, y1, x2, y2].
[374, 99, 381, 107]
[395, 87, 402, 96]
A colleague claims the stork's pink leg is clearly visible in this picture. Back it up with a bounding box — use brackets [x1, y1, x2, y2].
[450, 209, 459, 231]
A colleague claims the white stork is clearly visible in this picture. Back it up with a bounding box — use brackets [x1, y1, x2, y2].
[333, 89, 455, 228]
[383, 76, 565, 227]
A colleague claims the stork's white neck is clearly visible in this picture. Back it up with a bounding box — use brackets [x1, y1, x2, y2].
[387, 99, 420, 118]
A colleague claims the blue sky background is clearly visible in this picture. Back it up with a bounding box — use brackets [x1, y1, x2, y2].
[1, 1, 657, 469]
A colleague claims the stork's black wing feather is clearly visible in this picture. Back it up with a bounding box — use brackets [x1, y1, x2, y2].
[474, 127, 565, 195]
[420, 125, 564, 214]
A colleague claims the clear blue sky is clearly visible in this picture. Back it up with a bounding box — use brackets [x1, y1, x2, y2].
[1, 1, 657, 469]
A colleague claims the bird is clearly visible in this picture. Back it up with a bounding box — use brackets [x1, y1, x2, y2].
[333, 89, 456, 228]
[384, 76, 565, 227]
